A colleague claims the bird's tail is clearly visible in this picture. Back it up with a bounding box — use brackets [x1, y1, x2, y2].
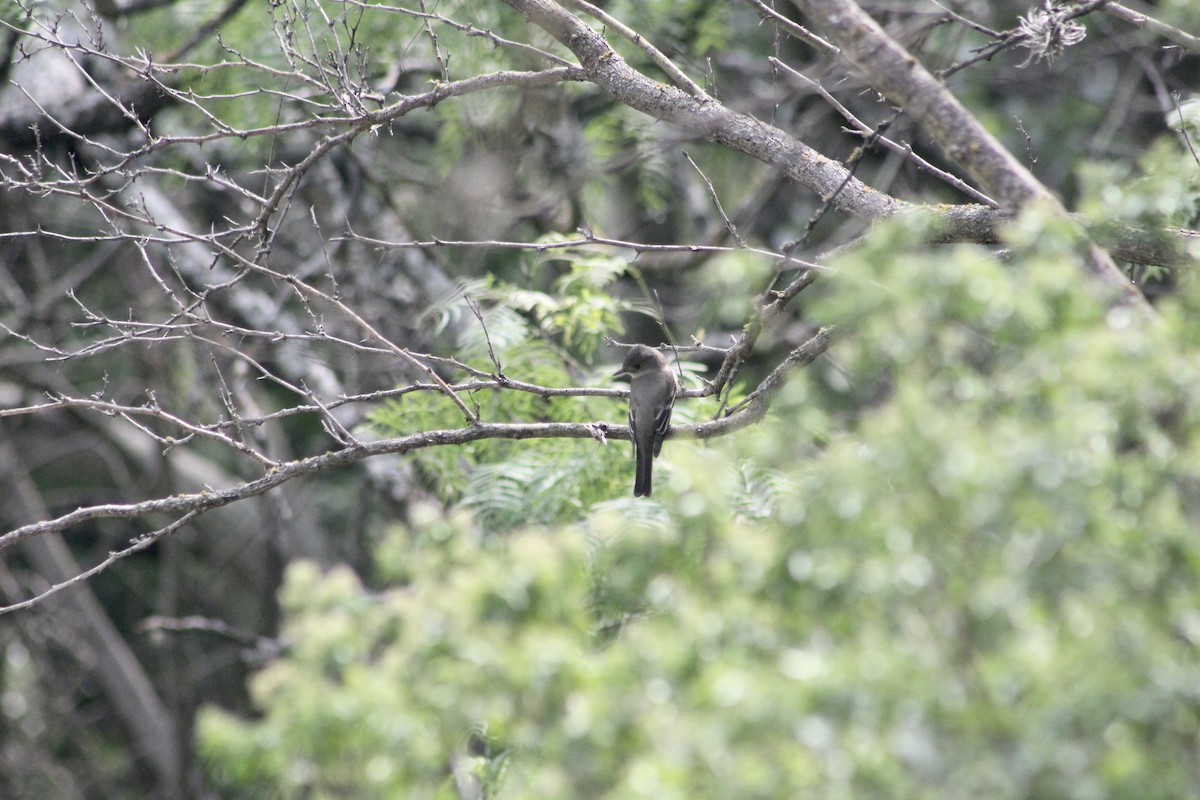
[634, 444, 653, 497]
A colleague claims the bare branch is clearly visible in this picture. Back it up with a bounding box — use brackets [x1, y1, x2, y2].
[742, 0, 838, 55]
[1, 512, 201, 615]
[786, 0, 1152, 313]
[0, 327, 833, 573]
[1102, 1, 1200, 56]
[500, 0, 901, 221]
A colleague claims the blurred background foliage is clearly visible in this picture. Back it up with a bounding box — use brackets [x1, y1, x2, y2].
[199, 218, 1200, 799]
[2, 0, 1200, 797]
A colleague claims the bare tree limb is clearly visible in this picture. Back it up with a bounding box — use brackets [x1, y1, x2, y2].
[0, 326, 835, 582]
[499, 0, 900, 221]
[495, 0, 1193, 273]
[1102, 1, 1200, 55]
[786, 0, 1153, 313]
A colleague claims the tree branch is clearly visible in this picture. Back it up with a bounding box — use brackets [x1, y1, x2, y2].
[786, 0, 1152, 312]
[497, 0, 1190, 274]
[1102, 1, 1200, 55]
[0, 327, 835, 580]
[499, 0, 900, 221]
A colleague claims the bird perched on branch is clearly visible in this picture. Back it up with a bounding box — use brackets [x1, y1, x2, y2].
[612, 344, 677, 497]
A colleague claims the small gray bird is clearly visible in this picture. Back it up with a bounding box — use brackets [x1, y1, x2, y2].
[612, 344, 677, 497]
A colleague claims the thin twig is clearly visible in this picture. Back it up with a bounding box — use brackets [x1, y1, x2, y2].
[742, 0, 838, 55]
[1174, 92, 1200, 170]
[465, 295, 505, 377]
[682, 149, 748, 245]
[1, 511, 201, 615]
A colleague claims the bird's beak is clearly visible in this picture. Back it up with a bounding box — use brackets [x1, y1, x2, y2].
[611, 366, 629, 379]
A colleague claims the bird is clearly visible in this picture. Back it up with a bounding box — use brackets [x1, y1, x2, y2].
[612, 344, 677, 497]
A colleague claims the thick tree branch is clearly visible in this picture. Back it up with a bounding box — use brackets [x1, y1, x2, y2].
[497, 0, 1190, 274]
[499, 0, 900, 221]
[787, 0, 1152, 312]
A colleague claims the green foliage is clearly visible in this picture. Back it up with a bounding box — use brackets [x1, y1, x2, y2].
[583, 106, 684, 220]
[366, 347, 620, 513]
[603, 0, 736, 62]
[1074, 138, 1199, 290]
[507, 234, 635, 360]
[201, 212, 1200, 798]
[1077, 138, 1200, 230]
[461, 443, 612, 530]
[698, 248, 776, 329]
[1160, 1, 1200, 31]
